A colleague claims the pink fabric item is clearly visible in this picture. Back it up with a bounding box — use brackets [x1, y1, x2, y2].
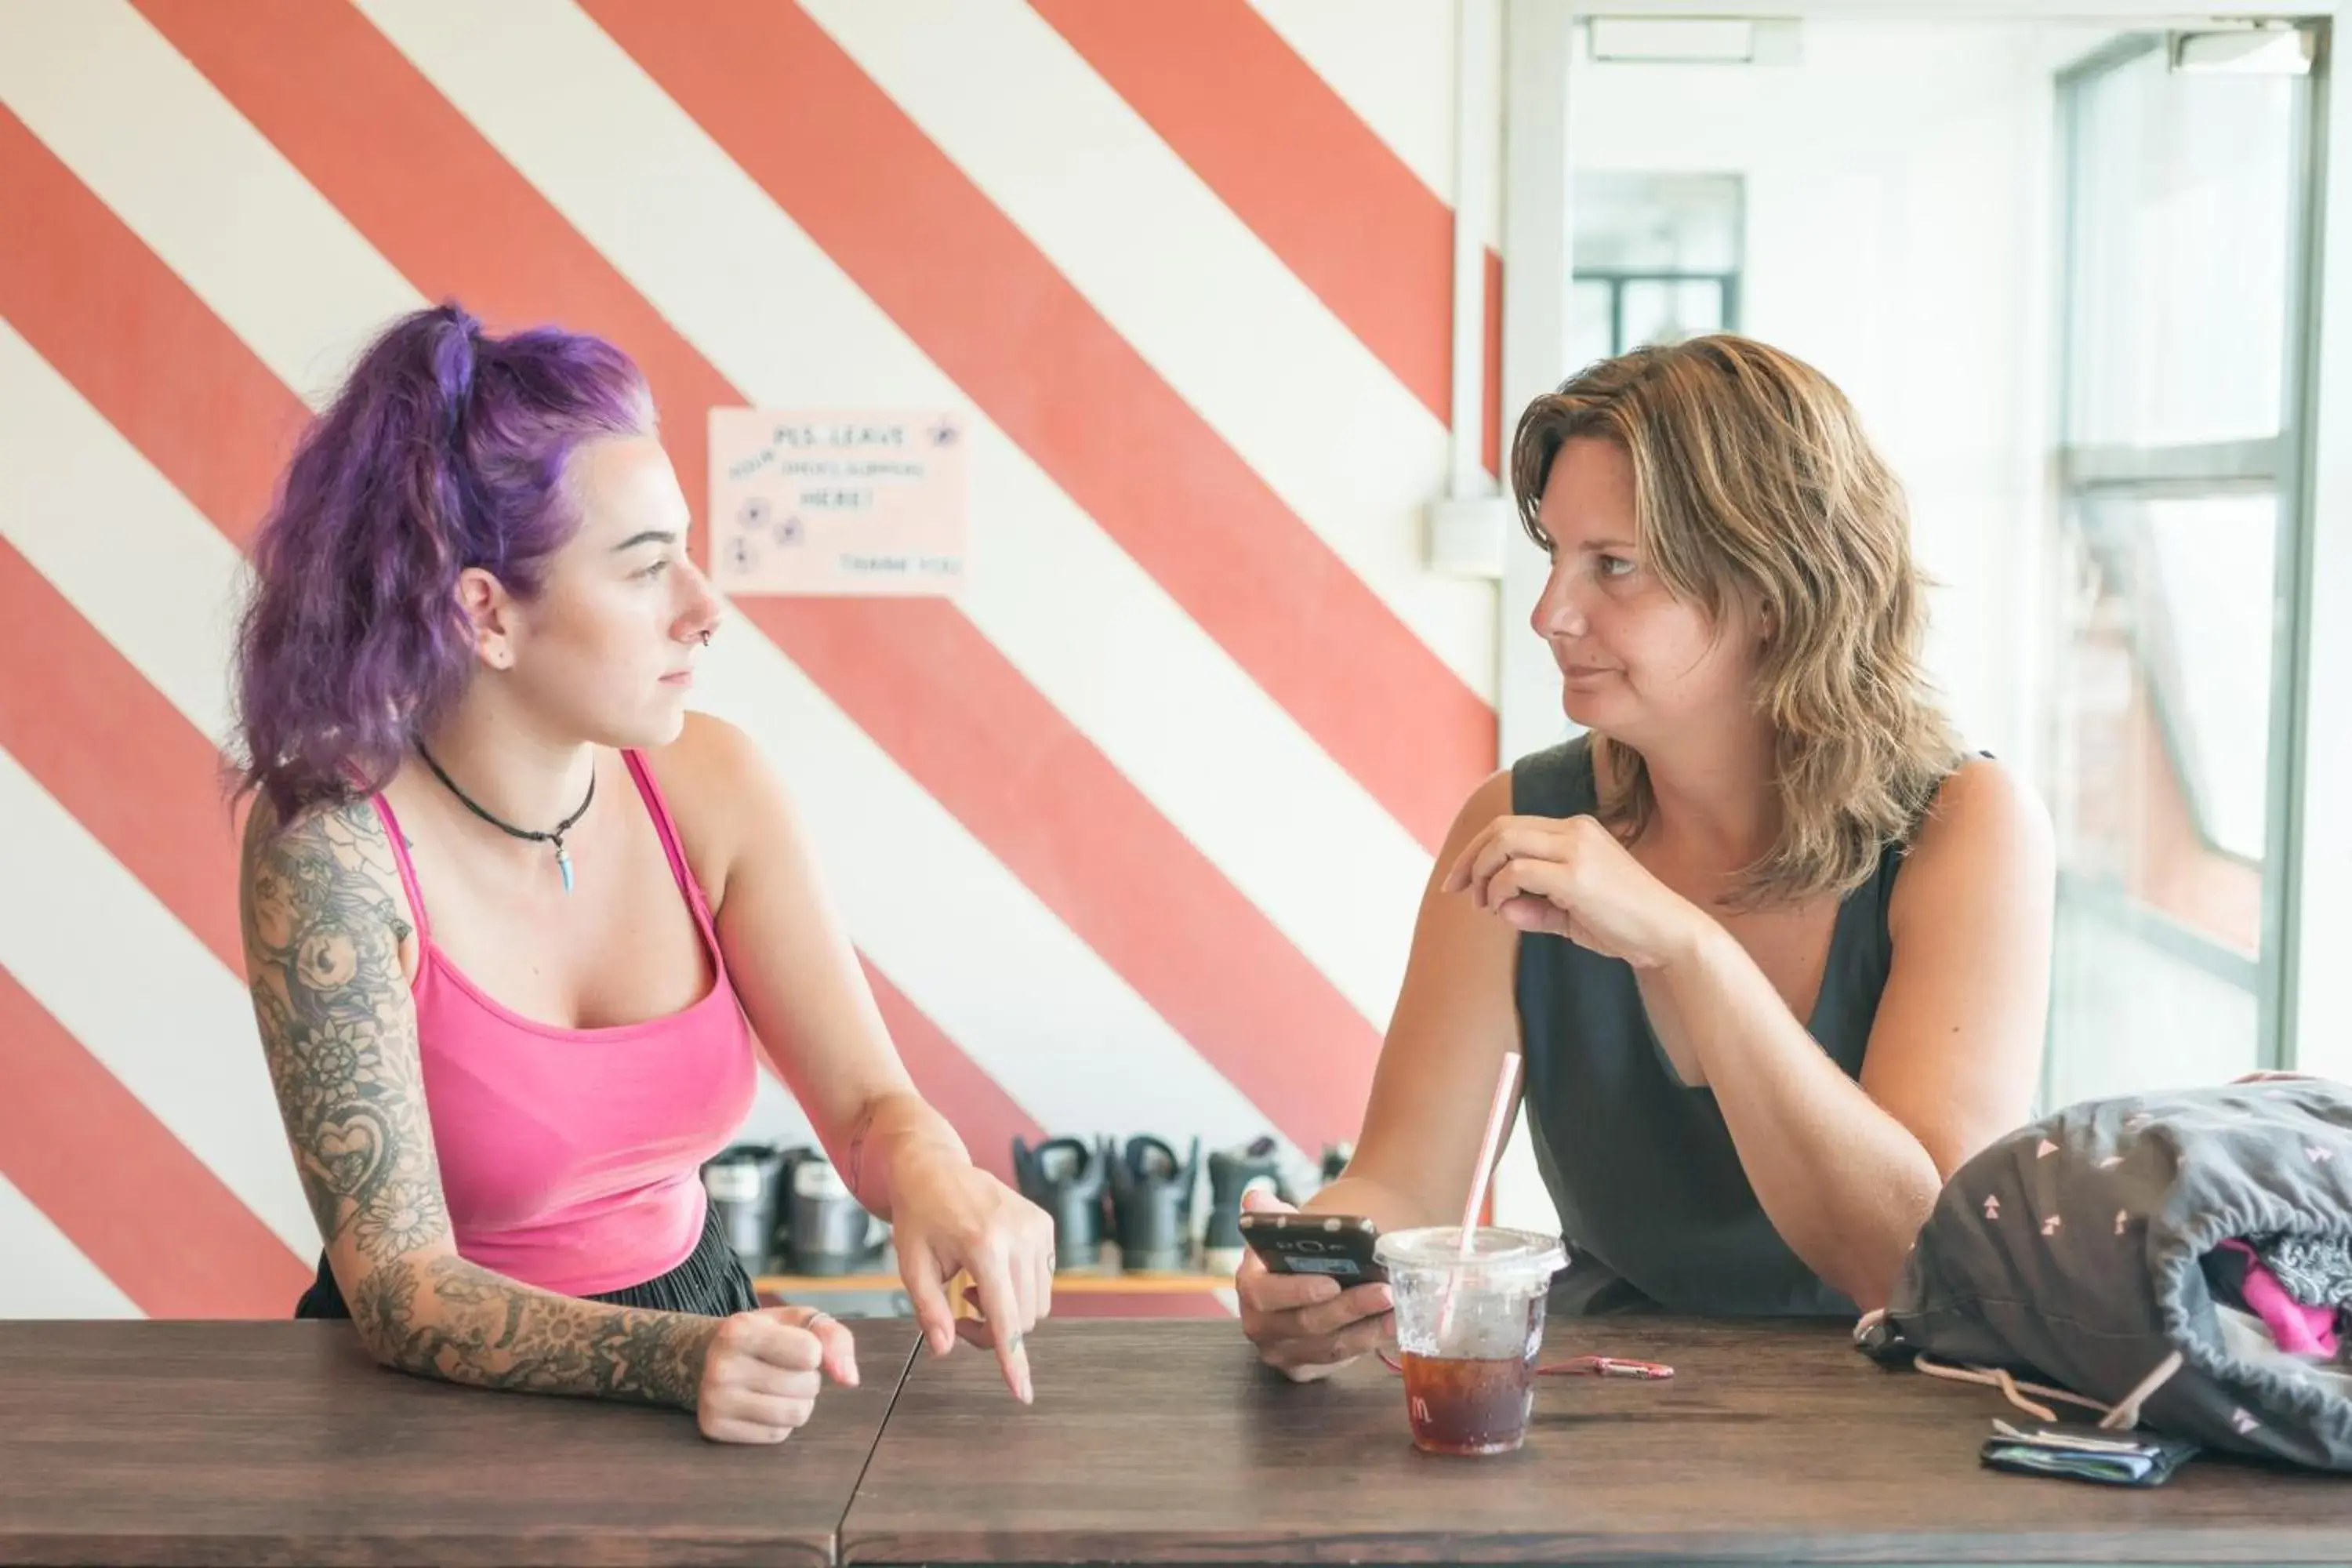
[370, 750, 759, 1297]
[2220, 1238, 2340, 1357]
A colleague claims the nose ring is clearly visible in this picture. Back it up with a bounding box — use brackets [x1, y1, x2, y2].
[699, 629, 713, 646]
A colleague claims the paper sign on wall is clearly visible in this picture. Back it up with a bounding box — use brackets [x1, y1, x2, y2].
[708, 408, 967, 596]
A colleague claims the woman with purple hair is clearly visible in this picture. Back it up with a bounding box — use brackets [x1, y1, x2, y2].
[232, 303, 1051, 1443]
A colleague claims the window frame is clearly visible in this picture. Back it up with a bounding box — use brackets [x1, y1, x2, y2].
[2049, 30, 2323, 1071]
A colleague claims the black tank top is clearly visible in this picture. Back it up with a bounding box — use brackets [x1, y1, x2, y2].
[1513, 735, 1913, 1317]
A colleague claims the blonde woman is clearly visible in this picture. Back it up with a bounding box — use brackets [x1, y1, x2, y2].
[1240, 336, 2054, 1377]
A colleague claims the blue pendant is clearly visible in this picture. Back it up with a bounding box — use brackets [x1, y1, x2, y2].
[557, 845, 575, 894]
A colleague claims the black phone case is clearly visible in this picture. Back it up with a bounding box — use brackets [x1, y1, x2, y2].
[1237, 1212, 1386, 1283]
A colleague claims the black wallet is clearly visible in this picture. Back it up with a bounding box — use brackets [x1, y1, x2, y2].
[1980, 1419, 2199, 1486]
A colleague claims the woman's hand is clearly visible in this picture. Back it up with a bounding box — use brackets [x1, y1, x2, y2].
[1442, 813, 1705, 969]
[1233, 1190, 1394, 1381]
[887, 1150, 1054, 1403]
[696, 1304, 859, 1444]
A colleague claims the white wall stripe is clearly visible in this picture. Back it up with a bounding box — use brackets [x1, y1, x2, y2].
[800, 0, 1494, 702]
[0, 321, 248, 750]
[0, 16, 1305, 1161]
[0, 746, 316, 1257]
[0, 1176, 141, 1319]
[0, 0, 419, 402]
[357, 0, 1427, 1030]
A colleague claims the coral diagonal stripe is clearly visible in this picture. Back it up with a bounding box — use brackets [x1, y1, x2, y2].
[0, 965, 310, 1317]
[578, 0, 1493, 853]
[1029, 0, 1454, 424]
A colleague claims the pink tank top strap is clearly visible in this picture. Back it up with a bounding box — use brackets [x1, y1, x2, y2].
[367, 791, 434, 946]
[622, 750, 720, 934]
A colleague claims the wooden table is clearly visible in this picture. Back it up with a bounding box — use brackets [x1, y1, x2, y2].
[11, 1319, 2352, 1566]
[841, 1318, 2352, 1565]
[0, 1319, 916, 1567]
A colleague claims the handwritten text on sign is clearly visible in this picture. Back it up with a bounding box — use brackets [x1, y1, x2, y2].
[708, 409, 967, 596]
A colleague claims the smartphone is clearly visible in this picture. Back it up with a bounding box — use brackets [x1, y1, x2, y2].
[1237, 1210, 1385, 1285]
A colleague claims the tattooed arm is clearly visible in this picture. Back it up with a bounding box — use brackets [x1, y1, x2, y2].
[239, 793, 730, 1407]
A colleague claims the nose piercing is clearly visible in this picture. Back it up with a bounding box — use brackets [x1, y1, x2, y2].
[699, 629, 713, 646]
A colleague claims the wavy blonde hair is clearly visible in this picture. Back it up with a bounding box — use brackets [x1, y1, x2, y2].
[1510, 334, 1963, 906]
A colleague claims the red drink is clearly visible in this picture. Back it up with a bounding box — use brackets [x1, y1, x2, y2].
[1399, 1351, 1537, 1455]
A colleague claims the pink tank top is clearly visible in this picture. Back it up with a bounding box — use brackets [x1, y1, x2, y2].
[371, 750, 759, 1297]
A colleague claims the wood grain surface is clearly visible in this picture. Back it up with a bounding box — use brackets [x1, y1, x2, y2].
[840, 1317, 2352, 1564]
[0, 1319, 916, 1567]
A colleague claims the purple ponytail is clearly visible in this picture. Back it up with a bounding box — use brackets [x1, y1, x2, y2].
[232, 303, 651, 820]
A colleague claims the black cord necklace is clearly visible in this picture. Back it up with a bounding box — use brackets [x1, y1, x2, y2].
[417, 744, 597, 894]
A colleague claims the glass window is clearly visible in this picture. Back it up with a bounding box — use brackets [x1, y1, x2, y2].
[1575, 172, 1743, 274]
[2045, 33, 2314, 1102]
[2066, 49, 2298, 448]
[2139, 493, 2278, 865]
[1619, 279, 1728, 353]
[1570, 278, 1614, 372]
[1572, 173, 1743, 358]
[2054, 491, 2274, 953]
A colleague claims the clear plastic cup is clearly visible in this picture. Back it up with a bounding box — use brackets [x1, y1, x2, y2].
[1373, 1225, 1566, 1456]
